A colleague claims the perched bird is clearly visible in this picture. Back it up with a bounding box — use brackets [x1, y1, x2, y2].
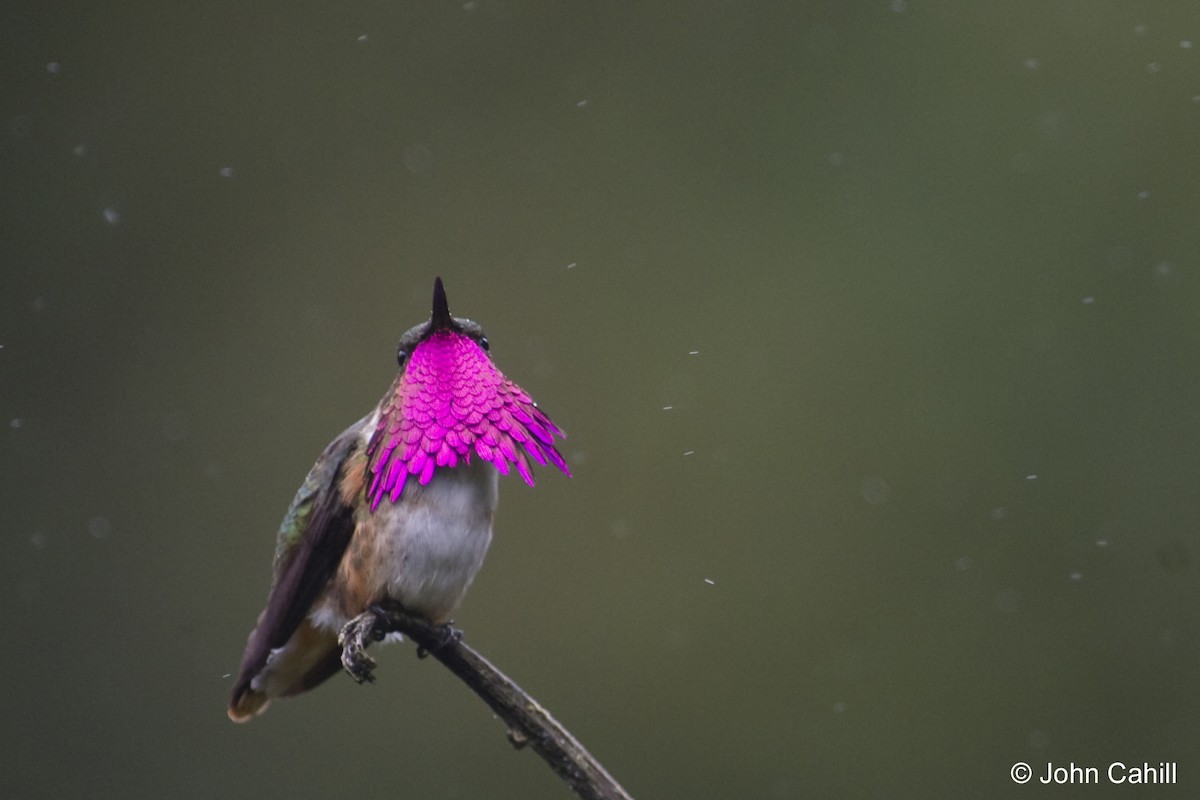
[228, 278, 569, 722]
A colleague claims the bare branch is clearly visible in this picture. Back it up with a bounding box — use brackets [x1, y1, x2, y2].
[341, 600, 634, 800]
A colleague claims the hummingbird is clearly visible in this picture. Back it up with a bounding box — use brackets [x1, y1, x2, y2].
[228, 277, 570, 722]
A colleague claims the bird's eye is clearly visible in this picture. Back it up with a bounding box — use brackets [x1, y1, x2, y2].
[396, 348, 407, 366]
[479, 337, 490, 352]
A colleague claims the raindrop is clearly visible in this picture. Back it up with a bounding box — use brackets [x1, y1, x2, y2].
[47, 62, 61, 74]
[8, 114, 32, 137]
[889, 0, 907, 12]
[995, 588, 1021, 613]
[1137, 190, 1150, 200]
[991, 506, 1008, 520]
[218, 166, 234, 178]
[162, 411, 190, 442]
[103, 207, 120, 224]
[1107, 245, 1132, 270]
[833, 701, 847, 713]
[576, 99, 588, 108]
[662, 405, 673, 411]
[1036, 111, 1063, 137]
[1081, 296, 1095, 305]
[1183, 40, 1194, 49]
[565, 262, 576, 269]
[402, 144, 433, 175]
[1068, 571, 1083, 582]
[9, 418, 22, 429]
[73, 143, 86, 157]
[827, 152, 844, 167]
[1146, 62, 1162, 74]
[1157, 540, 1191, 571]
[87, 516, 112, 540]
[683, 450, 695, 456]
[1154, 261, 1175, 279]
[805, 24, 839, 56]
[1025, 474, 1038, 481]
[688, 350, 700, 356]
[860, 476, 890, 505]
[357, 34, 368, 42]
[703, 578, 715, 586]
[954, 556, 974, 571]
[1024, 57, 1041, 70]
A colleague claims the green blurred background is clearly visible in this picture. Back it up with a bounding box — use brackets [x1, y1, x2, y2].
[3, 1, 1200, 798]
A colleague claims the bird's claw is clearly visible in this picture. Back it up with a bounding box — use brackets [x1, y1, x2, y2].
[338, 610, 382, 684]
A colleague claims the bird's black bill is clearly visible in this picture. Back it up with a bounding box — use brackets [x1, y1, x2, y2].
[430, 276, 455, 331]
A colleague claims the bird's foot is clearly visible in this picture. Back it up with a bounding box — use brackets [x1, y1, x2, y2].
[338, 609, 384, 684]
[416, 622, 462, 659]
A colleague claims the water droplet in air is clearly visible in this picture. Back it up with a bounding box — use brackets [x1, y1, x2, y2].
[88, 516, 112, 540]
[403, 144, 433, 175]
[995, 588, 1021, 613]
[8, 115, 32, 137]
[860, 476, 890, 505]
[162, 412, 190, 442]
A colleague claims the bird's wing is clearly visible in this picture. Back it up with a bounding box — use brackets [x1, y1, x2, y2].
[229, 419, 368, 711]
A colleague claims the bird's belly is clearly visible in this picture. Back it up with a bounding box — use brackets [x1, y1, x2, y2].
[318, 460, 499, 628]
